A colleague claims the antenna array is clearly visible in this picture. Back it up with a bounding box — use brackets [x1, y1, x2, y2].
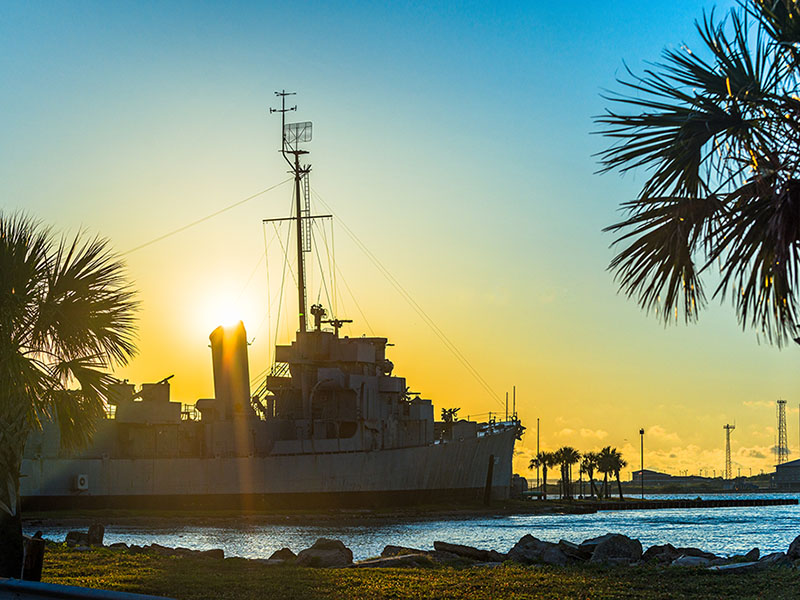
[723, 424, 735, 480]
[777, 399, 789, 465]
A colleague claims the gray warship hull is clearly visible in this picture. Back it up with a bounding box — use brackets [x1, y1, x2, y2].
[20, 425, 516, 509]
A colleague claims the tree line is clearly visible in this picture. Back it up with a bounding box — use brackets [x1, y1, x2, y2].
[528, 446, 627, 501]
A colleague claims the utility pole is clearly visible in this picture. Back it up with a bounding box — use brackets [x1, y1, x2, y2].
[639, 428, 644, 500]
[536, 418, 540, 490]
[512, 386, 516, 419]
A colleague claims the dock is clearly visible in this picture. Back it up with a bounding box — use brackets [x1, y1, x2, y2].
[595, 498, 798, 511]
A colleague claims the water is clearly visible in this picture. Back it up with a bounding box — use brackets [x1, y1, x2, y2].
[25, 494, 800, 561]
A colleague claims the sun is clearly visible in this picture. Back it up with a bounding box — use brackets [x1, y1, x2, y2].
[200, 293, 247, 332]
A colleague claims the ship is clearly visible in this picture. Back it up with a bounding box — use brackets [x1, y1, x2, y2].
[19, 94, 521, 510]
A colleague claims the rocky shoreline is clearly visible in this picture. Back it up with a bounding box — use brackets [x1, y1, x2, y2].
[54, 524, 800, 573]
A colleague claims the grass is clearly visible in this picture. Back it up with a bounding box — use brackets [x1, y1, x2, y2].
[41, 543, 800, 600]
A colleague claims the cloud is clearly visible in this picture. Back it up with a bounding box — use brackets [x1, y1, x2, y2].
[647, 425, 680, 443]
[747, 449, 766, 459]
[743, 400, 776, 409]
[579, 428, 608, 440]
[556, 428, 575, 437]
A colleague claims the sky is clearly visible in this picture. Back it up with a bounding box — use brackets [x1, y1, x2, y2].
[3, 0, 796, 479]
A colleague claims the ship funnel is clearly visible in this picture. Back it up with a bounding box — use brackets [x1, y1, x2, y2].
[209, 321, 252, 419]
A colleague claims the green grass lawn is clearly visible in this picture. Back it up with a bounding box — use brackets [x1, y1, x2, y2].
[39, 544, 800, 600]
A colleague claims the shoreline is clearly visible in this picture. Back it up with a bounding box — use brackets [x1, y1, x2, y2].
[22, 499, 596, 529]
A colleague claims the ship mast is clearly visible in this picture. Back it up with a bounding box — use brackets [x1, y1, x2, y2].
[270, 91, 312, 333]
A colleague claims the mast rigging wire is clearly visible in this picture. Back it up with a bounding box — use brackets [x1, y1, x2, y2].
[312, 188, 504, 409]
[122, 179, 292, 255]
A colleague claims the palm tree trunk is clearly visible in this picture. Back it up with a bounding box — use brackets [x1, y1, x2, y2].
[0, 449, 23, 578]
[616, 471, 624, 500]
[589, 475, 598, 499]
[542, 466, 547, 500]
[0, 411, 28, 578]
[603, 473, 608, 499]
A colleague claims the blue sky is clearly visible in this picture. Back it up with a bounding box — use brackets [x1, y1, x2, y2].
[6, 0, 794, 477]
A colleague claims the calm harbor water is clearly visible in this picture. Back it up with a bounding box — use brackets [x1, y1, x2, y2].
[25, 494, 800, 561]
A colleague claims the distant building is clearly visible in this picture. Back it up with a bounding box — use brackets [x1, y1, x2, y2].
[631, 469, 673, 483]
[774, 458, 800, 490]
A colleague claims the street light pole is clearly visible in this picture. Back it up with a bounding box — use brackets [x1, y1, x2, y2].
[639, 428, 645, 500]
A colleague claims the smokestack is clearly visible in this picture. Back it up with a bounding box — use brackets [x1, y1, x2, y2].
[209, 321, 252, 419]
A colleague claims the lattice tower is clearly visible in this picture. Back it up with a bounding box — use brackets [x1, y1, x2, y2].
[777, 399, 789, 465]
[723, 424, 735, 480]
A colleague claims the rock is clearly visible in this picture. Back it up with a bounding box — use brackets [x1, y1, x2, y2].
[64, 531, 89, 547]
[578, 533, 616, 556]
[199, 549, 224, 560]
[676, 547, 717, 560]
[269, 548, 297, 561]
[744, 547, 760, 562]
[672, 555, 711, 567]
[21, 535, 44, 582]
[429, 550, 471, 565]
[707, 561, 760, 573]
[642, 544, 679, 564]
[250, 558, 287, 566]
[148, 543, 175, 556]
[108, 542, 128, 550]
[589, 534, 642, 565]
[788, 535, 800, 560]
[381, 545, 426, 557]
[558, 539, 590, 561]
[758, 551, 790, 567]
[508, 535, 557, 565]
[355, 554, 433, 568]
[433, 541, 507, 563]
[295, 538, 353, 568]
[87, 523, 105, 546]
[541, 546, 568, 567]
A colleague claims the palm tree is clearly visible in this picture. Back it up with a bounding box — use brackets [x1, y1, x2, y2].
[0, 214, 137, 577]
[581, 451, 601, 499]
[596, 1, 800, 346]
[555, 446, 581, 500]
[552, 447, 566, 499]
[529, 451, 556, 500]
[597, 446, 616, 499]
[611, 450, 628, 501]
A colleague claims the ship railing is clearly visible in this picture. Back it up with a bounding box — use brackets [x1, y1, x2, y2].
[252, 361, 290, 401]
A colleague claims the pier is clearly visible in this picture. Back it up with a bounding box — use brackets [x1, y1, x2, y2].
[595, 498, 798, 511]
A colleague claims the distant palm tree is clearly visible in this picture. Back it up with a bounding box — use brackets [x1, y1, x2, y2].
[596, 1, 800, 346]
[581, 452, 601, 499]
[597, 446, 616, 499]
[611, 450, 628, 501]
[556, 446, 581, 500]
[0, 214, 137, 577]
[552, 447, 565, 499]
[529, 451, 557, 500]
